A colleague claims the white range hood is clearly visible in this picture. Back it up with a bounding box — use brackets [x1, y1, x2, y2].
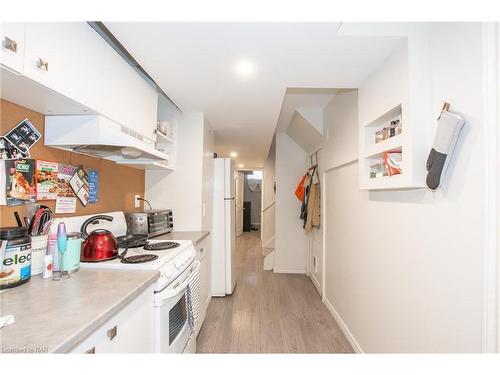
[45, 115, 171, 169]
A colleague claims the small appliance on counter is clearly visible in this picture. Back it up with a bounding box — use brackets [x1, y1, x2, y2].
[125, 209, 173, 238]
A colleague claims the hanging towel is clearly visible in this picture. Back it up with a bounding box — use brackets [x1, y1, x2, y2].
[186, 263, 201, 335]
[305, 168, 320, 233]
[295, 173, 307, 201]
[311, 182, 321, 228]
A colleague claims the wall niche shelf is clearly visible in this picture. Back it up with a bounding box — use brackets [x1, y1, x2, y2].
[359, 103, 423, 190]
[153, 123, 177, 170]
[357, 39, 433, 191]
[364, 133, 403, 158]
[155, 129, 175, 144]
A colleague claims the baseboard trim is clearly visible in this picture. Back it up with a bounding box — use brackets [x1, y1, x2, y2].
[309, 273, 321, 295]
[273, 268, 306, 274]
[322, 296, 364, 353]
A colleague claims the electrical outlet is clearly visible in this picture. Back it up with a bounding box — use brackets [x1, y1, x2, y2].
[313, 256, 318, 272]
[134, 194, 141, 208]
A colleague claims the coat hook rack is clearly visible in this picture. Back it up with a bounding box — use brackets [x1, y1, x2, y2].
[309, 149, 320, 168]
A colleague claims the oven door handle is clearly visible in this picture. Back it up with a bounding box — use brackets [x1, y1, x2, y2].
[154, 261, 200, 306]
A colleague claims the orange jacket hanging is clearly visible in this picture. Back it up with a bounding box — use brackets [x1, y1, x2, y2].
[295, 173, 307, 201]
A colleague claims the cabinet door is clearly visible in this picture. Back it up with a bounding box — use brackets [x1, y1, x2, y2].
[99, 45, 158, 142]
[23, 22, 157, 141]
[23, 23, 105, 111]
[70, 285, 154, 353]
[0, 23, 25, 73]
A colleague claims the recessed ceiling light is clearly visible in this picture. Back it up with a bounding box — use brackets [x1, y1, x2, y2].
[235, 61, 255, 76]
[230, 152, 238, 157]
[238, 164, 244, 168]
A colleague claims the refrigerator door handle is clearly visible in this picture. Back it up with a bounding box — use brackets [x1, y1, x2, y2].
[224, 197, 235, 200]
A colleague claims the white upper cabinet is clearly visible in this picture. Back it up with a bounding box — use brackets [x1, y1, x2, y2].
[19, 22, 157, 141]
[0, 23, 25, 73]
[23, 23, 105, 109]
[100, 44, 158, 143]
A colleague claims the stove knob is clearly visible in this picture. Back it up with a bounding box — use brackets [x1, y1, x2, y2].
[163, 263, 175, 278]
[174, 257, 184, 268]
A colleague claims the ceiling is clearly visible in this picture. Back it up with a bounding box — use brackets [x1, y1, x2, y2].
[105, 23, 404, 169]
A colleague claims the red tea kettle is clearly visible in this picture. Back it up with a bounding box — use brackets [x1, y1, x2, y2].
[80, 215, 118, 262]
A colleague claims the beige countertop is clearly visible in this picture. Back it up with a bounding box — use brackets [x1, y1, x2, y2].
[0, 269, 159, 353]
[154, 231, 210, 245]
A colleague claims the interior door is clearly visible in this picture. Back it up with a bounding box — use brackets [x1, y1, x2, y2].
[235, 171, 245, 237]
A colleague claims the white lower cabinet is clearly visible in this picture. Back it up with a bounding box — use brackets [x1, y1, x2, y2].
[196, 235, 212, 334]
[70, 284, 154, 353]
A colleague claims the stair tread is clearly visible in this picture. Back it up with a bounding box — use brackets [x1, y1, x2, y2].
[262, 247, 274, 257]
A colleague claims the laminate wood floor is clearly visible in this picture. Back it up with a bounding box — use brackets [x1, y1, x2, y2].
[196, 231, 354, 353]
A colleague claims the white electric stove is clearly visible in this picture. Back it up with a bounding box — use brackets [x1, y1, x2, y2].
[80, 240, 197, 291]
[80, 239, 198, 354]
[51, 212, 199, 354]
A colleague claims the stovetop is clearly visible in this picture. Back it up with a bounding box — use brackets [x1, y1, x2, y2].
[80, 240, 195, 271]
[143, 241, 180, 251]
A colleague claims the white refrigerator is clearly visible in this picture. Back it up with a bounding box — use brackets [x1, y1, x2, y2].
[211, 158, 237, 296]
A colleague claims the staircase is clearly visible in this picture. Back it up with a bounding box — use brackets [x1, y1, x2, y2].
[261, 199, 276, 271]
[262, 236, 275, 271]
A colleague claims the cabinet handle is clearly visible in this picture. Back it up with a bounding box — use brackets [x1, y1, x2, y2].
[107, 325, 118, 341]
[84, 347, 96, 354]
[3, 36, 17, 53]
[199, 247, 204, 253]
[36, 57, 49, 71]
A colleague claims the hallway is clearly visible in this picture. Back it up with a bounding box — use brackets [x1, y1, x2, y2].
[196, 231, 353, 353]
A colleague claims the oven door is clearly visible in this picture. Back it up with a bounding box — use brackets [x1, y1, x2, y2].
[153, 261, 199, 353]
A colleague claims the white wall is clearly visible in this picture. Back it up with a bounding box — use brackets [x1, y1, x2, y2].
[322, 23, 485, 353]
[202, 117, 215, 232]
[262, 135, 276, 247]
[322, 90, 359, 168]
[274, 132, 308, 273]
[308, 89, 359, 294]
[146, 112, 210, 231]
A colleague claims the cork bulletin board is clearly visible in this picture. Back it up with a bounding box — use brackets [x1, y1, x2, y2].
[0, 99, 145, 227]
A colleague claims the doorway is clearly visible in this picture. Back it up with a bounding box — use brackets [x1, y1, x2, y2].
[235, 171, 244, 237]
[242, 170, 262, 233]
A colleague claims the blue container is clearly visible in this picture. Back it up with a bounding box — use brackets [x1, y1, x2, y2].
[59, 233, 82, 273]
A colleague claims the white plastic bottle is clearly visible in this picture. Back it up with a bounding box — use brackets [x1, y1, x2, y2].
[47, 231, 59, 272]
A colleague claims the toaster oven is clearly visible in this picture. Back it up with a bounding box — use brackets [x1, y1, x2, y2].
[125, 210, 173, 238]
